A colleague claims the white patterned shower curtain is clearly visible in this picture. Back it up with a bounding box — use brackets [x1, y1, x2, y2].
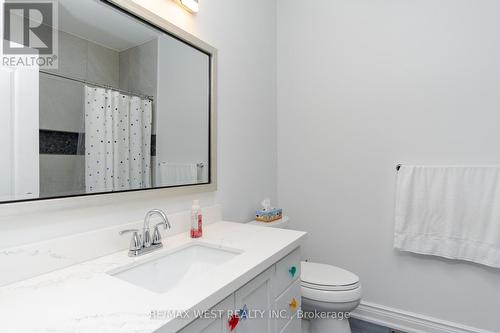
[85, 86, 152, 193]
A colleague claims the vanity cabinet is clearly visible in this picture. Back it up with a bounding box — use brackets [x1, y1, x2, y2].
[273, 248, 301, 333]
[178, 247, 301, 333]
[274, 280, 301, 332]
[179, 296, 234, 333]
[279, 315, 301, 333]
[234, 267, 274, 333]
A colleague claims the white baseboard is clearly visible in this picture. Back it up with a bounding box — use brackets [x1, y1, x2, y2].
[351, 301, 494, 333]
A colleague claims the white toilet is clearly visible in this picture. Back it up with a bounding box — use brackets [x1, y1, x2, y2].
[301, 261, 361, 333]
[250, 217, 362, 333]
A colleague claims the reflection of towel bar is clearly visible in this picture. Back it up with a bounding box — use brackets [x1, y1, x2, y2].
[158, 162, 205, 168]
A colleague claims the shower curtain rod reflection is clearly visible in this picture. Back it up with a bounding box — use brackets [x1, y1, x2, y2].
[39, 70, 154, 101]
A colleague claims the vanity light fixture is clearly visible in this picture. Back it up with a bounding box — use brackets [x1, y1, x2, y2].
[178, 0, 199, 13]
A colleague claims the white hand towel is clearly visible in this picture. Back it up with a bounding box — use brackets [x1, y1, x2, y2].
[394, 166, 500, 268]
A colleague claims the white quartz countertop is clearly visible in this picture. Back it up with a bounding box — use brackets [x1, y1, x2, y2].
[0, 222, 306, 333]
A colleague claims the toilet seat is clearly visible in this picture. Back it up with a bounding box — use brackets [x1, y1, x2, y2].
[301, 280, 360, 291]
[302, 284, 362, 303]
[301, 261, 362, 303]
[301, 261, 360, 288]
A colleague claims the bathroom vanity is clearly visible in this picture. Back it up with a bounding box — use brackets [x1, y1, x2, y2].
[0, 222, 306, 333]
[0, 0, 307, 331]
[180, 247, 302, 333]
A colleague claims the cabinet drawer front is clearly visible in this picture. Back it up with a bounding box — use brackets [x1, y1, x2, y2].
[234, 267, 274, 333]
[274, 248, 301, 296]
[179, 295, 233, 333]
[275, 280, 301, 333]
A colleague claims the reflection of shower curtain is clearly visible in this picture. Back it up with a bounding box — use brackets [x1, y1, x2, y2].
[85, 86, 152, 193]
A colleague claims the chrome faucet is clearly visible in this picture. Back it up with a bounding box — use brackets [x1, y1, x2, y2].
[120, 209, 171, 257]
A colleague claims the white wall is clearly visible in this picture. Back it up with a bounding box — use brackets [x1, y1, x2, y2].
[0, 67, 39, 202]
[277, 0, 500, 331]
[0, 68, 13, 200]
[13, 68, 39, 200]
[0, 0, 277, 248]
[156, 34, 209, 177]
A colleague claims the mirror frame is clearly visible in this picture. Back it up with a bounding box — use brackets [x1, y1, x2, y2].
[2, 0, 217, 205]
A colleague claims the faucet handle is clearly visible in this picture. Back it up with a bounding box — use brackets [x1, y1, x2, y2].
[119, 229, 139, 235]
[152, 222, 169, 245]
[119, 229, 142, 251]
[152, 226, 162, 246]
[152, 221, 171, 245]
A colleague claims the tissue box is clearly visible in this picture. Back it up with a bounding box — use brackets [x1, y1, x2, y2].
[256, 208, 283, 223]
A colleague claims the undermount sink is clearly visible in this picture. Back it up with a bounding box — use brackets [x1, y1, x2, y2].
[109, 243, 243, 294]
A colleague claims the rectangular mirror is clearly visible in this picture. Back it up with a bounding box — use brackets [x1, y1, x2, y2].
[0, 0, 216, 203]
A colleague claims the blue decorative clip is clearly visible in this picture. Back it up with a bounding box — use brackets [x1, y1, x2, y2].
[238, 304, 249, 321]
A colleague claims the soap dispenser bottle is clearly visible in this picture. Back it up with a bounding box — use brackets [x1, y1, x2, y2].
[190, 200, 203, 238]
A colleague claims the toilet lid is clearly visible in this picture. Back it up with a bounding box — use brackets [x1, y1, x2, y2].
[301, 261, 360, 291]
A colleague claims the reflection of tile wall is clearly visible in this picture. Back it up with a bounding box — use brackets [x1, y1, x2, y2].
[39, 155, 86, 198]
[39, 130, 84, 155]
[45, 30, 120, 86]
[39, 30, 119, 198]
[40, 30, 120, 133]
[119, 39, 158, 134]
[88, 42, 120, 87]
[39, 131, 156, 158]
[119, 39, 157, 97]
[39, 75, 84, 133]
